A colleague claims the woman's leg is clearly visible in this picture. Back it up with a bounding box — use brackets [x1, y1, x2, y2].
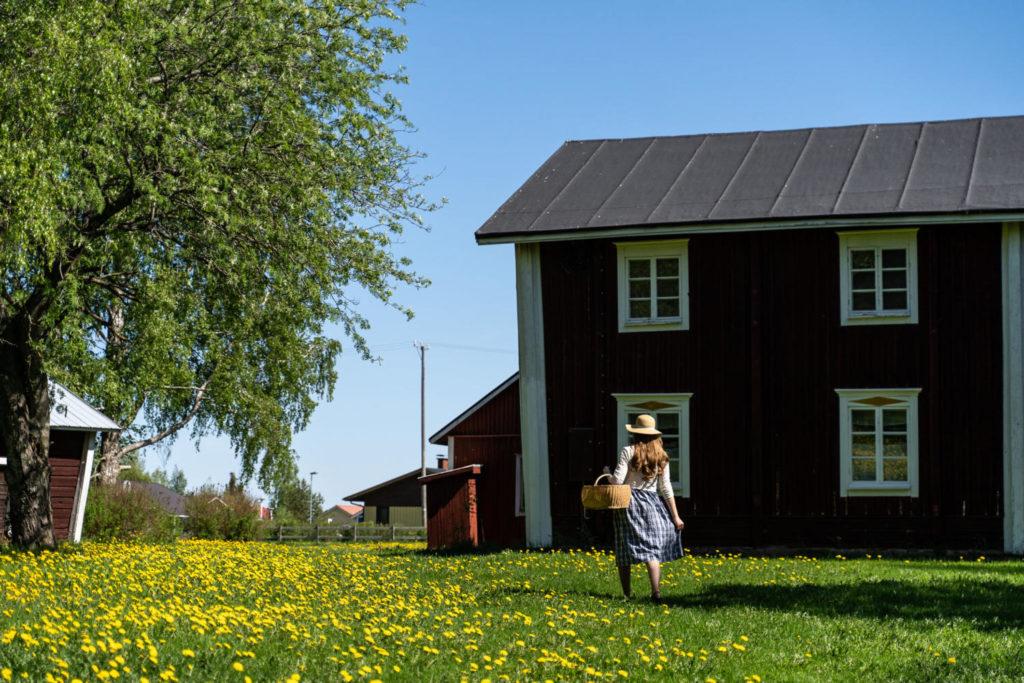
[617, 564, 632, 597]
[645, 560, 661, 600]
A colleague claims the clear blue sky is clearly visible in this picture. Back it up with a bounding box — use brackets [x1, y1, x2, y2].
[156, 0, 1024, 506]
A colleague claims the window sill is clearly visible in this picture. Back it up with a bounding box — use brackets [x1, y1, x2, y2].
[844, 483, 916, 497]
[842, 312, 916, 327]
[620, 318, 688, 334]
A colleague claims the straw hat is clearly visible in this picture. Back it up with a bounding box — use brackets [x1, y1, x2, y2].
[625, 414, 662, 436]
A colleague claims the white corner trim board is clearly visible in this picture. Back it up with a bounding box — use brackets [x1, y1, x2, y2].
[1002, 222, 1024, 554]
[70, 431, 97, 543]
[515, 243, 553, 547]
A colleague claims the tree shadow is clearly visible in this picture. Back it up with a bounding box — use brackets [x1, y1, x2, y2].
[490, 576, 1024, 631]
[661, 579, 1024, 631]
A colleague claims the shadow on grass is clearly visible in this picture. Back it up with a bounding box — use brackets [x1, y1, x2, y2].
[492, 577, 1024, 631]
[661, 579, 1024, 630]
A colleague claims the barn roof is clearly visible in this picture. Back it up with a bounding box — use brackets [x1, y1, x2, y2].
[50, 382, 120, 432]
[476, 115, 1024, 243]
[429, 372, 519, 445]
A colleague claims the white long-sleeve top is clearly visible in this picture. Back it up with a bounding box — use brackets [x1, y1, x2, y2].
[611, 446, 674, 499]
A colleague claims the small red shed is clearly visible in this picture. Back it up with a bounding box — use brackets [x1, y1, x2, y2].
[0, 382, 119, 542]
[419, 465, 481, 548]
[421, 373, 524, 549]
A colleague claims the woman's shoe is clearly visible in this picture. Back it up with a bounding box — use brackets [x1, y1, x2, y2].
[651, 592, 662, 604]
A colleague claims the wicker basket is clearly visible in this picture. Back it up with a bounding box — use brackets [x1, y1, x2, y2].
[581, 473, 632, 510]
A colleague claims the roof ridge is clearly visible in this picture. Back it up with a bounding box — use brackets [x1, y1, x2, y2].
[562, 115, 1015, 145]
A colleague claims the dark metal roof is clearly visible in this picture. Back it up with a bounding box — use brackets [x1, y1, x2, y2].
[476, 116, 1024, 242]
[344, 467, 441, 503]
[124, 481, 187, 517]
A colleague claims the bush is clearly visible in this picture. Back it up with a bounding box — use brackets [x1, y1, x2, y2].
[184, 487, 260, 541]
[83, 484, 181, 542]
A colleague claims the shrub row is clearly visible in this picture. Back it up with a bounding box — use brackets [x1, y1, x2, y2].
[83, 484, 263, 542]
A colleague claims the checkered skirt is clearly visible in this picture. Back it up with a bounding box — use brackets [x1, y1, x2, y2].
[612, 489, 684, 567]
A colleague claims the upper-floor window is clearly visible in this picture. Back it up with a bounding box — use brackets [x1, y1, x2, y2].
[613, 392, 693, 497]
[616, 240, 689, 333]
[838, 229, 918, 326]
[836, 388, 921, 497]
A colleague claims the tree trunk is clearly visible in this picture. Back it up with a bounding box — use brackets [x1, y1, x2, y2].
[98, 431, 123, 485]
[97, 301, 125, 486]
[0, 316, 56, 549]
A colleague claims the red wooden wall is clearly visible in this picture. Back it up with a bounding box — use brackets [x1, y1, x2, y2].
[444, 379, 521, 438]
[0, 430, 88, 541]
[423, 466, 479, 549]
[539, 222, 1004, 549]
[451, 435, 525, 547]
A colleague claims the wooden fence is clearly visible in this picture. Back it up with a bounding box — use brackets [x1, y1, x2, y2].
[269, 524, 426, 543]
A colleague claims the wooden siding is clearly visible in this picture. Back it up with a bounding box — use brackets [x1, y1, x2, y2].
[424, 469, 479, 549]
[0, 430, 86, 541]
[540, 223, 1004, 549]
[445, 380, 521, 439]
[451, 436, 525, 547]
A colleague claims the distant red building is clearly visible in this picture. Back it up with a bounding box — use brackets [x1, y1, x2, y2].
[421, 373, 524, 549]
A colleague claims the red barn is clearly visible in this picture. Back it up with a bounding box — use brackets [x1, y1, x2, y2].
[1, 382, 119, 542]
[476, 115, 1024, 554]
[421, 373, 524, 549]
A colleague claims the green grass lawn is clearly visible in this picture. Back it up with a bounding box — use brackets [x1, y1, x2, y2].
[1, 541, 1022, 681]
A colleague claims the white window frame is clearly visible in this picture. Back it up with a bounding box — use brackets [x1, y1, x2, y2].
[836, 388, 921, 497]
[838, 229, 919, 326]
[612, 393, 693, 497]
[615, 240, 690, 333]
[513, 453, 526, 518]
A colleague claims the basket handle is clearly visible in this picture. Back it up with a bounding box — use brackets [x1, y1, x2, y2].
[592, 473, 616, 486]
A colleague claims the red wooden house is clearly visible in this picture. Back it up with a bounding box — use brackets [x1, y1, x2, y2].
[420, 373, 524, 549]
[476, 115, 1024, 554]
[1, 382, 119, 542]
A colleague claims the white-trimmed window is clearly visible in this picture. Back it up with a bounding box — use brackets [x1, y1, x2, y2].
[838, 229, 918, 325]
[616, 240, 689, 332]
[836, 388, 920, 497]
[613, 393, 693, 497]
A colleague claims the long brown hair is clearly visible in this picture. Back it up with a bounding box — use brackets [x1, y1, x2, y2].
[630, 434, 669, 480]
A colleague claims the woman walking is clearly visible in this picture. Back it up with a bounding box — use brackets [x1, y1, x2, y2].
[608, 414, 685, 603]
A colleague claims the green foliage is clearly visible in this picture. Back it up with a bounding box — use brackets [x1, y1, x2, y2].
[115, 455, 187, 495]
[153, 467, 188, 495]
[0, 0, 435, 491]
[82, 484, 181, 542]
[184, 486, 260, 541]
[270, 476, 325, 522]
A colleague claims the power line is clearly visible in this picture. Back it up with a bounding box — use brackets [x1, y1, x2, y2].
[369, 340, 515, 355]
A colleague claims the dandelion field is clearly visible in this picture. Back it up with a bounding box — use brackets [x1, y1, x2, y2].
[1, 542, 1022, 682]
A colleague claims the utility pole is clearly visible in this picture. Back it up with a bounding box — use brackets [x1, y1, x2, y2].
[308, 470, 318, 525]
[413, 341, 429, 528]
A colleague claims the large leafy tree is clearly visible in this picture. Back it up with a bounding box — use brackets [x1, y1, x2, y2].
[0, 0, 431, 548]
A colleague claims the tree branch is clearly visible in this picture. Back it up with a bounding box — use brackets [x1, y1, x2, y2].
[111, 377, 212, 458]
